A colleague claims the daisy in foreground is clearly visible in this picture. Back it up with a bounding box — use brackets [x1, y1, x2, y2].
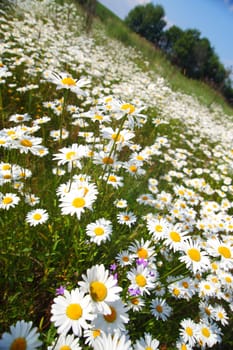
[134, 332, 159, 350]
[0, 320, 42, 350]
[93, 331, 132, 350]
[25, 208, 48, 226]
[50, 287, 95, 336]
[47, 334, 81, 350]
[78, 264, 122, 315]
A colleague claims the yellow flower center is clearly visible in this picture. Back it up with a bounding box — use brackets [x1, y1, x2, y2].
[3, 174, 11, 179]
[10, 338, 26, 350]
[20, 139, 32, 147]
[60, 346, 71, 350]
[66, 303, 82, 320]
[94, 114, 103, 121]
[33, 213, 42, 221]
[102, 157, 114, 164]
[181, 344, 187, 350]
[3, 197, 13, 205]
[61, 77, 76, 86]
[201, 327, 210, 338]
[135, 274, 146, 287]
[72, 197, 85, 208]
[2, 164, 11, 170]
[123, 215, 130, 221]
[137, 247, 148, 259]
[94, 227, 104, 236]
[122, 256, 129, 262]
[169, 231, 181, 242]
[173, 288, 180, 296]
[225, 276, 232, 283]
[155, 224, 163, 232]
[131, 297, 139, 305]
[108, 175, 117, 182]
[182, 281, 189, 288]
[17, 116, 24, 121]
[92, 329, 101, 338]
[104, 306, 117, 323]
[156, 305, 163, 313]
[121, 103, 135, 114]
[185, 327, 193, 336]
[111, 133, 124, 142]
[218, 246, 231, 259]
[187, 248, 201, 262]
[90, 281, 107, 301]
[145, 347, 153, 350]
[129, 165, 137, 172]
[66, 151, 76, 160]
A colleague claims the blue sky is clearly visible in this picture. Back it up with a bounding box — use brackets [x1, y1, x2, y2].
[98, 0, 233, 73]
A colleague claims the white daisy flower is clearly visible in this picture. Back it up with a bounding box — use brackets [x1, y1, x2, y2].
[47, 334, 81, 350]
[150, 297, 172, 321]
[78, 264, 122, 315]
[93, 331, 132, 350]
[86, 218, 112, 245]
[0, 320, 42, 350]
[25, 208, 49, 226]
[50, 287, 94, 336]
[0, 192, 20, 210]
[92, 299, 129, 334]
[134, 332, 159, 350]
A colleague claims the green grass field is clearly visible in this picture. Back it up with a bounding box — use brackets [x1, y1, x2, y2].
[0, 1, 233, 349]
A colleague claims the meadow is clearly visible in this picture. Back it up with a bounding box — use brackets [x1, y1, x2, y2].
[0, 1, 233, 349]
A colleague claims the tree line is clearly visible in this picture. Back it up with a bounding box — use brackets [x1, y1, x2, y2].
[125, 3, 233, 106]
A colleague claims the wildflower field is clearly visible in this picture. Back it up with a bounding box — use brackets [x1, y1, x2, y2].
[1, 1, 233, 349]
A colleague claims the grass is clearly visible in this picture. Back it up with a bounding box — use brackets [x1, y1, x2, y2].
[0, 0, 233, 349]
[95, 1, 233, 117]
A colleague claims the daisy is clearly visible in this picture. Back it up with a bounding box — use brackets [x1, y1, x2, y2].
[116, 250, 133, 267]
[134, 332, 159, 350]
[127, 265, 156, 296]
[101, 127, 135, 150]
[9, 113, 31, 123]
[84, 328, 103, 346]
[117, 211, 137, 228]
[104, 173, 124, 189]
[0, 320, 42, 350]
[146, 217, 170, 241]
[86, 218, 112, 245]
[0, 192, 20, 210]
[92, 299, 129, 334]
[93, 331, 132, 350]
[53, 144, 88, 170]
[206, 238, 233, 270]
[129, 239, 155, 261]
[50, 287, 94, 336]
[24, 193, 40, 206]
[196, 321, 222, 348]
[78, 264, 122, 315]
[48, 334, 81, 350]
[179, 239, 210, 274]
[127, 296, 145, 311]
[179, 318, 198, 347]
[45, 71, 90, 95]
[15, 136, 43, 155]
[150, 297, 172, 321]
[213, 305, 229, 326]
[25, 208, 49, 226]
[175, 339, 193, 350]
[59, 187, 97, 219]
[114, 198, 128, 209]
[163, 224, 189, 252]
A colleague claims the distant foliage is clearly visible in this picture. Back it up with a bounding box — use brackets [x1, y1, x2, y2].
[125, 4, 233, 106]
[125, 3, 166, 46]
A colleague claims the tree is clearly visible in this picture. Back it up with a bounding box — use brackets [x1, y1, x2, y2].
[125, 3, 166, 46]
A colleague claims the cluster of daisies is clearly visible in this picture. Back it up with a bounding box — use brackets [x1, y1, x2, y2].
[1, 0, 233, 349]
